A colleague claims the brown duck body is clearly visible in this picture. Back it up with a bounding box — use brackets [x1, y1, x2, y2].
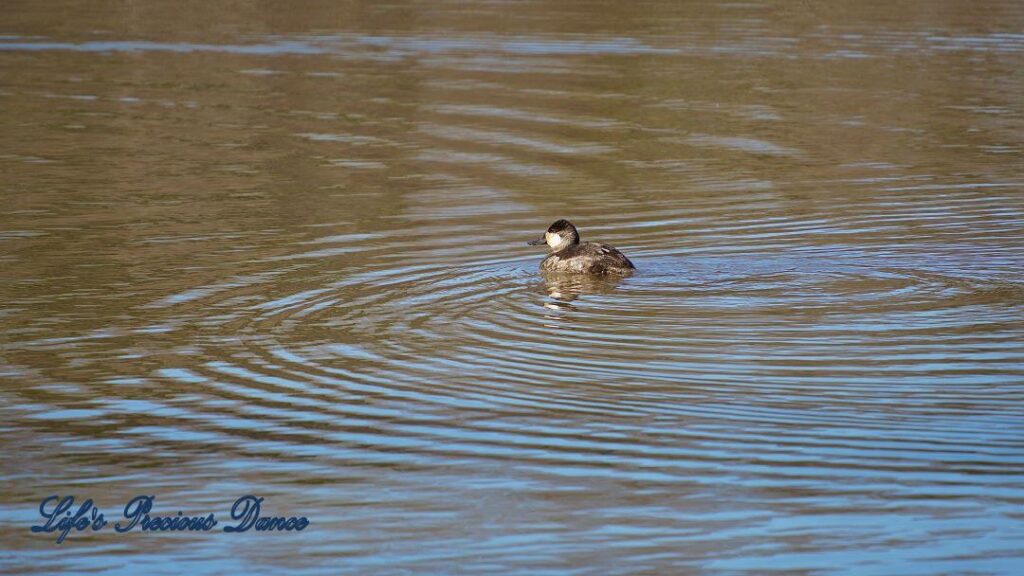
[539, 241, 635, 275]
[541, 241, 635, 274]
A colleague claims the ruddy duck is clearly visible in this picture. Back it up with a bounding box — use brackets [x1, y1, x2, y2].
[527, 219, 635, 275]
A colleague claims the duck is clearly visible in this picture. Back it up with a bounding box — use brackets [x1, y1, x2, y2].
[527, 219, 635, 275]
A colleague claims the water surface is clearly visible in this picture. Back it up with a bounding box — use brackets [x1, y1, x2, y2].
[2, 1, 1024, 573]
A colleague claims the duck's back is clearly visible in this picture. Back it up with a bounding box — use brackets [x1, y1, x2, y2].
[541, 241, 635, 274]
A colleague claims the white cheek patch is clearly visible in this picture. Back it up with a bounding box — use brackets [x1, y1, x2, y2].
[547, 233, 562, 248]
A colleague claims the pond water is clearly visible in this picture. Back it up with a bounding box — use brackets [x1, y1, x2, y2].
[2, 1, 1023, 573]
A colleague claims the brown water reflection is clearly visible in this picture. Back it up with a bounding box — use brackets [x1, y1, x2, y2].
[2, 0, 1024, 573]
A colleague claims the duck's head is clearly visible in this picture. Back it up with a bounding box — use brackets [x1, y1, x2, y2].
[528, 219, 580, 252]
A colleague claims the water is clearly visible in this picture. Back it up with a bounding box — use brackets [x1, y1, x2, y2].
[2, 1, 1023, 573]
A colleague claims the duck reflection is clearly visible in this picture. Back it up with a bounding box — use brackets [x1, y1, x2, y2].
[540, 271, 626, 310]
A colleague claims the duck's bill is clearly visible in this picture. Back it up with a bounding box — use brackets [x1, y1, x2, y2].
[527, 238, 545, 246]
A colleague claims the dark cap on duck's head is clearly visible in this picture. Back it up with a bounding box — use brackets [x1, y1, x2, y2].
[547, 219, 577, 235]
[528, 218, 580, 251]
